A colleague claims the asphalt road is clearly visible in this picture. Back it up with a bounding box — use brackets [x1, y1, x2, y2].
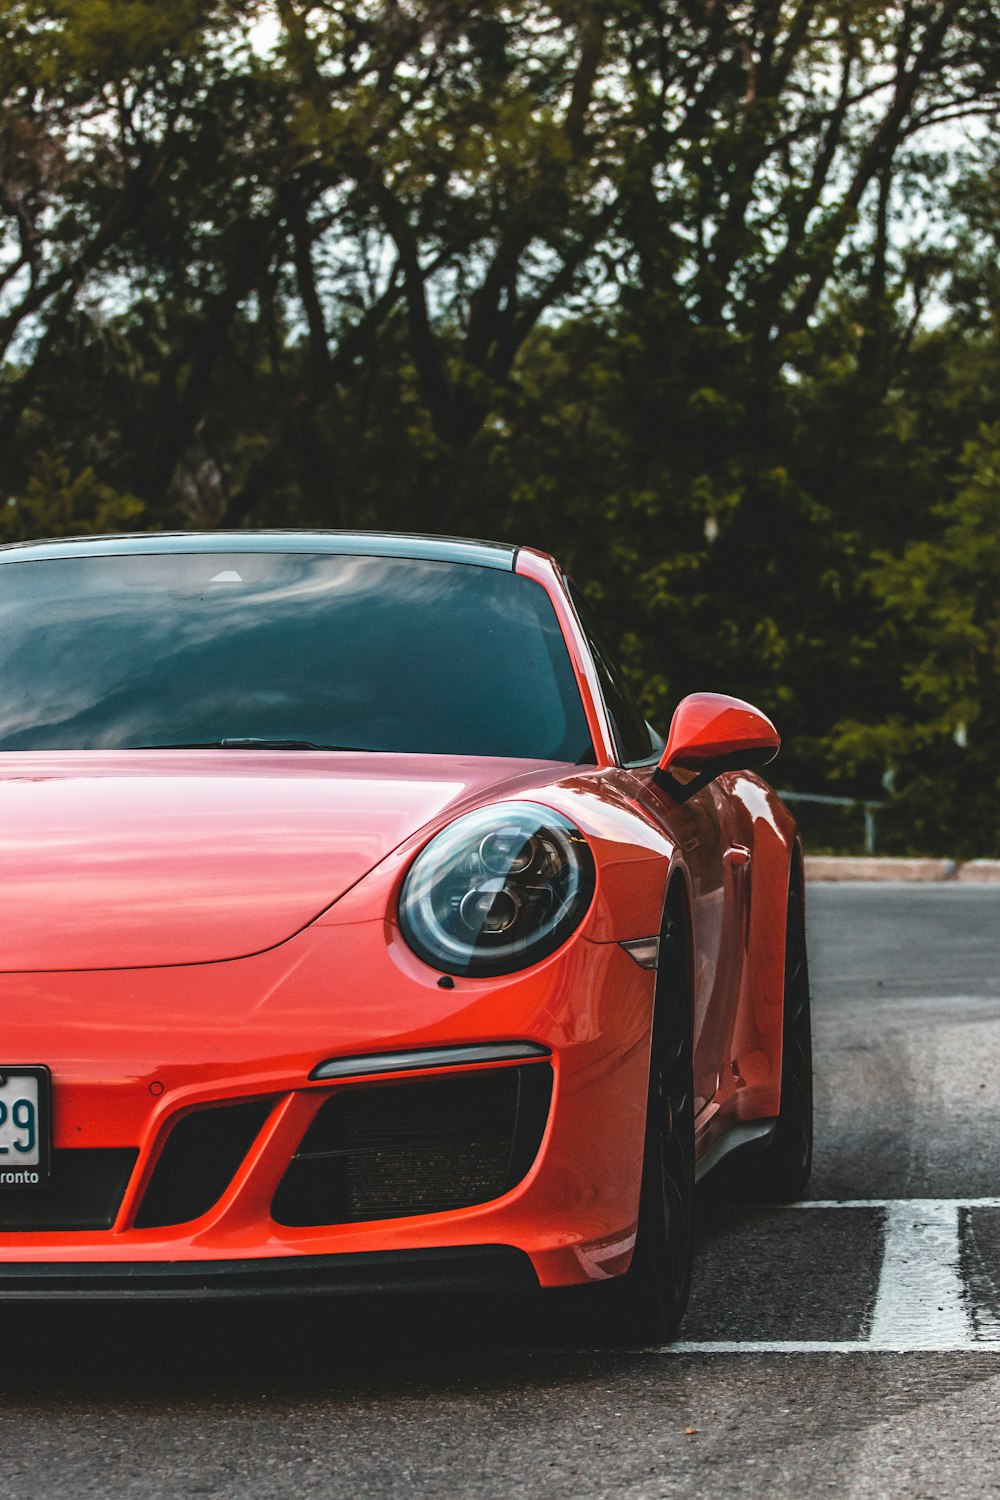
[5, 884, 1000, 1499]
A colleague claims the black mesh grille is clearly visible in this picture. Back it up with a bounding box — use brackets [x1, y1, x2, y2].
[0, 1149, 138, 1231]
[271, 1064, 553, 1227]
[133, 1099, 273, 1229]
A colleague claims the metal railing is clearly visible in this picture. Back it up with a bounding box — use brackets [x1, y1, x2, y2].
[777, 791, 887, 856]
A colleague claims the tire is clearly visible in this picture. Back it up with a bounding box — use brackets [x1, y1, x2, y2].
[708, 873, 813, 1203]
[598, 912, 695, 1343]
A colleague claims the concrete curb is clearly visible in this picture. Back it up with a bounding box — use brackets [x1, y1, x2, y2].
[805, 856, 1000, 883]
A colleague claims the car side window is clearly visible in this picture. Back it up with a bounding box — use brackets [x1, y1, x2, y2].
[568, 583, 656, 764]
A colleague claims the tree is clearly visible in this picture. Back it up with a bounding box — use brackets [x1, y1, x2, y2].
[6, 3, 998, 524]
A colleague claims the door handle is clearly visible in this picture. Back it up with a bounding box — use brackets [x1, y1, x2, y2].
[723, 844, 751, 868]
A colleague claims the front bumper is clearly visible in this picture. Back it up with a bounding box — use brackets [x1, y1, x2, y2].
[1, 911, 655, 1291]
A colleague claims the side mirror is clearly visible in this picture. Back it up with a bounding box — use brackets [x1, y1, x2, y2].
[654, 692, 780, 803]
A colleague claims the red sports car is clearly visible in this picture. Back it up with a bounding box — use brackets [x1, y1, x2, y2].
[0, 531, 811, 1340]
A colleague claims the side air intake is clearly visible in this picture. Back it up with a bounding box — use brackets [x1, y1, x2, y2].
[133, 1099, 273, 1229]
[271, 1064, 552, 1227]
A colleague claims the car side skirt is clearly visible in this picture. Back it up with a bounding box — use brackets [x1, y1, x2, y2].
[694, 1119, 778, 1184]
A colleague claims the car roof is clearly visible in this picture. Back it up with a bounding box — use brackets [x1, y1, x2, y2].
[0, 530, 518, 572]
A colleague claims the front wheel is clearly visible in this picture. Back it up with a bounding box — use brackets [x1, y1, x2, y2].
[760, 875, 814, 1199]
[600, 914, 695, 1343]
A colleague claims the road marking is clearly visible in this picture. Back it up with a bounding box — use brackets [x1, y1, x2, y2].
[868, 1200, 971, 1349]
[665, 1198, 1000, 1354]
[770, 1198, 1000, 1210]
[664, 1341, 996, 1354]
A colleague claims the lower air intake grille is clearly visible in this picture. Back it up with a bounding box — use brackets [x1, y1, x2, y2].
[271, 1064, 553, 1227]
[0, 1149, 138, 1232]
[133, 1099, 273, 1229]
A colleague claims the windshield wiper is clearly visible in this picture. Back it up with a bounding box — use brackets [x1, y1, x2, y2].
[136, 739, 370, 752]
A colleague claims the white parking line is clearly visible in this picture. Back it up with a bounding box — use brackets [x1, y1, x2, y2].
[665, 1340, 988, 1354]
[868, 1201, 971, 1349]
[665, 1198, 1000, 1354]
[773, 1198, 1000, 1210]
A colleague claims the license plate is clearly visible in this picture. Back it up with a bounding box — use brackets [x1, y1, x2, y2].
[0, 1066, 51, 1188]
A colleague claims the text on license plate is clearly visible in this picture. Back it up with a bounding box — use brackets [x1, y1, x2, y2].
[0, 1070, 44, 1177]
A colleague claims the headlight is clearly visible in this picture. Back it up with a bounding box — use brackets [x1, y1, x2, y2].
[398, 801, 595, 976]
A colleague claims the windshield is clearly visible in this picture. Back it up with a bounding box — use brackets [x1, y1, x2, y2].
[0, 551, 594, 762]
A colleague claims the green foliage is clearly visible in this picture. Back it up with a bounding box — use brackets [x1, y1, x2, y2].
[1, 454, 143, 543]
[831, 425, 1000, 855]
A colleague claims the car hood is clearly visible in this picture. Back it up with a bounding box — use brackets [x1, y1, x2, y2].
[0, 750, 569, 971]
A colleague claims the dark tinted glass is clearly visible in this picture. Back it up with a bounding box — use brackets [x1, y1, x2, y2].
[569, 584, 654, 763]
[0, 552, 593, 762]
